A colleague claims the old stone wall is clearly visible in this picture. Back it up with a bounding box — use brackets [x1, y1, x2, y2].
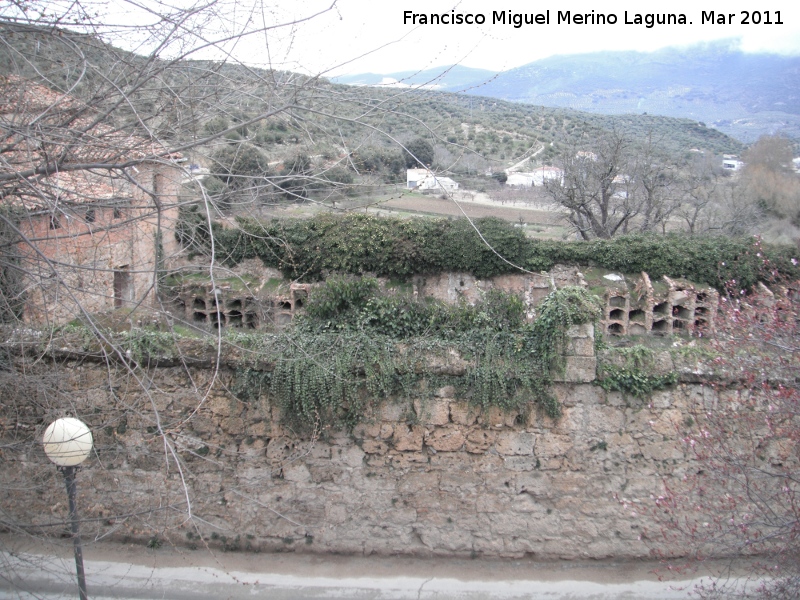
[16, 162, 182, 325]
[164, 267, 718, 343]
[0, 345, 722, 560]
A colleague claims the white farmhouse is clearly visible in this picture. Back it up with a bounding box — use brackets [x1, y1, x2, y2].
[406, 168, 459, 191]
[722, 155, 744, 171]
[506, 166, 563, 187]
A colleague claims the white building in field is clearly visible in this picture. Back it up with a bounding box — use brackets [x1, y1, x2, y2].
[506, 166, 563, 187]
[406, 168, 459, 191]
[722, 155, 744, 171]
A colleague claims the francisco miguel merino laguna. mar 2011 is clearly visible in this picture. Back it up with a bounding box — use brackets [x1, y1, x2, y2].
[401, 10, 786, 28]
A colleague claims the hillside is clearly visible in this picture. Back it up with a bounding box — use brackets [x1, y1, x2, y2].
[0, 22, 743, 184]
[338, 41, 800, 144]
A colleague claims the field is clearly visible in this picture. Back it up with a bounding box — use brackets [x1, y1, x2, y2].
[256, 186, 572, 239]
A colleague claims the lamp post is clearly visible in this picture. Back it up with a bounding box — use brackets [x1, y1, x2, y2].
[43, 417, 93, 600]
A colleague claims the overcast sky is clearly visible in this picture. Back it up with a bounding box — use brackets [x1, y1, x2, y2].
[98, 0, 800, 75]
[267, 0, 800, 75]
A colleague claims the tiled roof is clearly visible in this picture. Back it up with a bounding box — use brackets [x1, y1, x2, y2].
[1, 76, 181, 210]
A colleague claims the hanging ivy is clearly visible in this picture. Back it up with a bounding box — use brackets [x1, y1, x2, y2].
[230, 285, 601, 431]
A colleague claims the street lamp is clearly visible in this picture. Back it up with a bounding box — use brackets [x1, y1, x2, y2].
[43, 417, 93, 600]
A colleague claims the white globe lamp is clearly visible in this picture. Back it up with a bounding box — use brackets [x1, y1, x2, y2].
[43, 417, 93, 467]
[43, 417, 92, 600]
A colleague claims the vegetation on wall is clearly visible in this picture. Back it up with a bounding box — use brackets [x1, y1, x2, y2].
[177, 212, 800, 290]
[597, 345, 678, 398]
[226, 283, 601, 431]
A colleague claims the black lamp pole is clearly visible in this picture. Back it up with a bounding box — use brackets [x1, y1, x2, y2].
[61, 465, 88, 600]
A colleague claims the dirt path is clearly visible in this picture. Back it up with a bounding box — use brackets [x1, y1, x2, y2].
[0, 535, 725, 599]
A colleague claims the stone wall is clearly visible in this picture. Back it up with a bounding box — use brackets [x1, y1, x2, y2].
[0, 340, 723, 560]
[164, 267, 718, 344]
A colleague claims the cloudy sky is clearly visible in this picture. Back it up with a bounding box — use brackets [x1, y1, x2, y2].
[95, 0, 800, 75]
[269, 0, 800, 75]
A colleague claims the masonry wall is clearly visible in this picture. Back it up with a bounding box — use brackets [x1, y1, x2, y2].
[17, 163, 182, 324]
[0, 341, 730, 560]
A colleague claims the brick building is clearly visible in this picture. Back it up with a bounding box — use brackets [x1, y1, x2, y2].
[1, 77, 183, 325]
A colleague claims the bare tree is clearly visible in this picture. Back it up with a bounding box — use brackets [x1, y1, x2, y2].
[676, 152, 725, 235]
[0, 0, 456, 592]
[632, 133, 680, 234]
[544, 131, 642, 239]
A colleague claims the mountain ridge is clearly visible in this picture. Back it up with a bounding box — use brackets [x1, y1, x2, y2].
[335, 42, 800, 143]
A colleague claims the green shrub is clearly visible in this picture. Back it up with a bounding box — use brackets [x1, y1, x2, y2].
[597, 345, 678, 397]
[176, 214, 800, 290]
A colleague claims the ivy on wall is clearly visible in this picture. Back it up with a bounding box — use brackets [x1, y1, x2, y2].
[597, 345, 678, 398]
[225, 282, 602, 431]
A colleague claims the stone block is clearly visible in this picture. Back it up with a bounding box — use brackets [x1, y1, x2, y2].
[481, 406, 513, 427]
[392, 424, 424, 452]
[282, 462, 310, 482]
[390, 452, 428, 468]
[425, 427, 466, 452]
[414, 398, 450, 426]
[566, 323, 594, 339]
[266, 438, 293, 460]
[435, 385, 456, 398]
[208, 395, 241, 417]
[565, 336, 596, 357]
[649, 409, 683, 436]
[536, 433, 572, 458]
[450, 401, 480, 426]
[333, 445, 365, 468]
[247, 420, 270, 437]
[362, 440, 389, 454]
[476, 494, 508, 513]
[495, 431, 535, 455]
[465, 429, 496, 454]
[309, 443, 332, 459]
[220, 417, 245, 434]
[382, 508, 417, 525]
[584, 405, 626, 435]
[503, 456, 538, 471]
[641, 441, 684, 461]
[555, 356, 597, 383]
[379, 401, 406, 422]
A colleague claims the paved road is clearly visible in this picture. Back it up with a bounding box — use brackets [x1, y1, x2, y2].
[0, 538, 709, 600]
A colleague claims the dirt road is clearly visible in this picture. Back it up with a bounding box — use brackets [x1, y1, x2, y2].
[1, 536, 713, 600]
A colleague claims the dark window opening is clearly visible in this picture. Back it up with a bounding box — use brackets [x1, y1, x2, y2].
[50, 215, 61, 229]
[85, 208, 96, 223]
